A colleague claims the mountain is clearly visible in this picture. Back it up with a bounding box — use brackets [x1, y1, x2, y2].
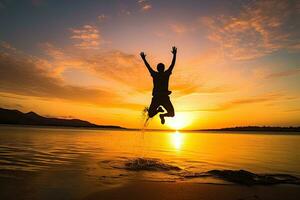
[0, 108, 124, 129]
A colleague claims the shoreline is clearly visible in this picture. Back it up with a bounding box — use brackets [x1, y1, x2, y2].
[83, 181, 300, 200]
[1, 124, 300, 135]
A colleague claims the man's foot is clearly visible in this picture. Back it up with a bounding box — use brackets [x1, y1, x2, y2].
[157, 106, 164, 113]
[159, 114, 165, 124]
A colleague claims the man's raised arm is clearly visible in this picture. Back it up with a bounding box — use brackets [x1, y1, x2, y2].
[140, 52, 155, 75]
[167, 46, 177, 73]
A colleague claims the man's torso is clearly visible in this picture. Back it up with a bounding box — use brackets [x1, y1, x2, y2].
[151, 71, 171, 96]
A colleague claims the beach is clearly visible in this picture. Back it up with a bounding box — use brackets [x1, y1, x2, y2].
[84, 181, 300, 200]
[2, 174, 300, 200]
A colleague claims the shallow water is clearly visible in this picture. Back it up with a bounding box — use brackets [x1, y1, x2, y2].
[0, 126, 300, 198]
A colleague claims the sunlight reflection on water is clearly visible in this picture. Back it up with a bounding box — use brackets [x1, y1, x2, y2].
[170, 131, 184, 150]
[0, 126, 300, 184]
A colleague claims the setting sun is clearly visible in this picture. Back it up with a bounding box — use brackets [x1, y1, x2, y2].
[166, 113, 192, 130]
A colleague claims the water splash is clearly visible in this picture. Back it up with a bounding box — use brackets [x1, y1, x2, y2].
[100, 157, 181, 172]
[141, 107, 151, 130]
[124, 158, 181, 171]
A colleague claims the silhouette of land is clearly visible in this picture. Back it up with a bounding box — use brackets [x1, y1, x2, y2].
[0, 108, 124, 129]
[198, 126, 300, 132]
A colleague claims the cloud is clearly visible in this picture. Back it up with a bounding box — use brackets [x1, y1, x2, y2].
[201, 0, 300, 60]
[70, 25, 101, 49]
[217, 94, 281, 111]
[0, 50, 118, 106]
[120, 9, 131, 16]
[253, 67, 300, 80]
[141, 4, 152, 11]
[0, 41, 17, 52]
[0, 42, 152, 110]
[284, 108, 300, 112]
[265, 68, 300, 79]
[138, 0, 152, 11]
[0, 40, 242, 116]
[37, 43, 150, 95]
[184, 93, 291, 112]
[40, 42, 65, 60]
[172, 81, 233, 97]
[74, 51, 151, 93]
[170, 24, 188, 34]
[98, 14, 108, 22]
[76, 51, 232, 97]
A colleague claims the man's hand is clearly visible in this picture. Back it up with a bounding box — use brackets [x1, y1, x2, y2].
[171, 46, 177, 55]
[140, 52, 146, 59]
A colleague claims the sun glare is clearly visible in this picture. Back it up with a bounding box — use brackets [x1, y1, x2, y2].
[166, 113, 191, 130]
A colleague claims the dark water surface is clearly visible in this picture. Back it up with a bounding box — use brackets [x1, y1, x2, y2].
[0, 126, 299, 199]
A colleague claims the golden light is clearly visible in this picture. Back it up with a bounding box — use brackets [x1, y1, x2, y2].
[170, 131, 184, 150]
[166, 112, 191, 130]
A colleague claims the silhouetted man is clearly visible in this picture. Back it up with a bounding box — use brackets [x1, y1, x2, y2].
[140, 46, 177, 124]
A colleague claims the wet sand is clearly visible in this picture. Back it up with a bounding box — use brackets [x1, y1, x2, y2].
[83, 181, 300, 200]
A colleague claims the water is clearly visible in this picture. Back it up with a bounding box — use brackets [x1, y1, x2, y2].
[0, 126, 300, 198]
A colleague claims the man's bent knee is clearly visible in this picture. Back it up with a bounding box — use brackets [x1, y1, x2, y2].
[165, 111, 175, 117]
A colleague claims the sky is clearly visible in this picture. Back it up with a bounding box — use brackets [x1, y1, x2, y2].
[0, 0, 299, 130]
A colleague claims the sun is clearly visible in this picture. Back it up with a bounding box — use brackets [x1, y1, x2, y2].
[166, 112, 191, 130]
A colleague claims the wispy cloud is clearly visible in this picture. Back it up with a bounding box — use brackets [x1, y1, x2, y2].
[141, 4, 152, 11]
[119, 9, 131, 16]
[184, 93, 290, 112]
[0, 41, 152, 111]
[201, 0, 300, 60]
[0, 49, 118, 106]
[2, 40, 232, 111]
[217, 93, 282, 111]
[172, 81, 233, 97]
[253, 67, 300, 80]
[138, 0, 152, 11]
[170, 24, 188, 34]
[0, 41, 17, 52]
[284, 108, 300, 113]
[265, 68, 300, 79]
[40, 42, 65, 60]
[98, 14, 108, 22]
[70, 25, 101, 49]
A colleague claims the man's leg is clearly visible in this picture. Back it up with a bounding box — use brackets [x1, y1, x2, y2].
[148, 97, 162, 118]
[159, 96, 175, 124]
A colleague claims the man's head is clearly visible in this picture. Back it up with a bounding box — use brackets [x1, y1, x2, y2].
[157, 63, 165, 72]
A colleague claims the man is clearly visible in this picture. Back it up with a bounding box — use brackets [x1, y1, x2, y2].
[140, 46, 177, 124]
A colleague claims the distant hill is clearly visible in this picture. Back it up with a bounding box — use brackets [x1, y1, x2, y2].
[199, 126, 300, 132]
[0, 108, 124, 129]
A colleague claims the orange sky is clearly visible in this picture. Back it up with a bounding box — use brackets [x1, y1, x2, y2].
[0, 0, 299, 129]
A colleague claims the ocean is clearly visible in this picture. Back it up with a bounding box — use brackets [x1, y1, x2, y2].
[0, 125, 299, 199]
